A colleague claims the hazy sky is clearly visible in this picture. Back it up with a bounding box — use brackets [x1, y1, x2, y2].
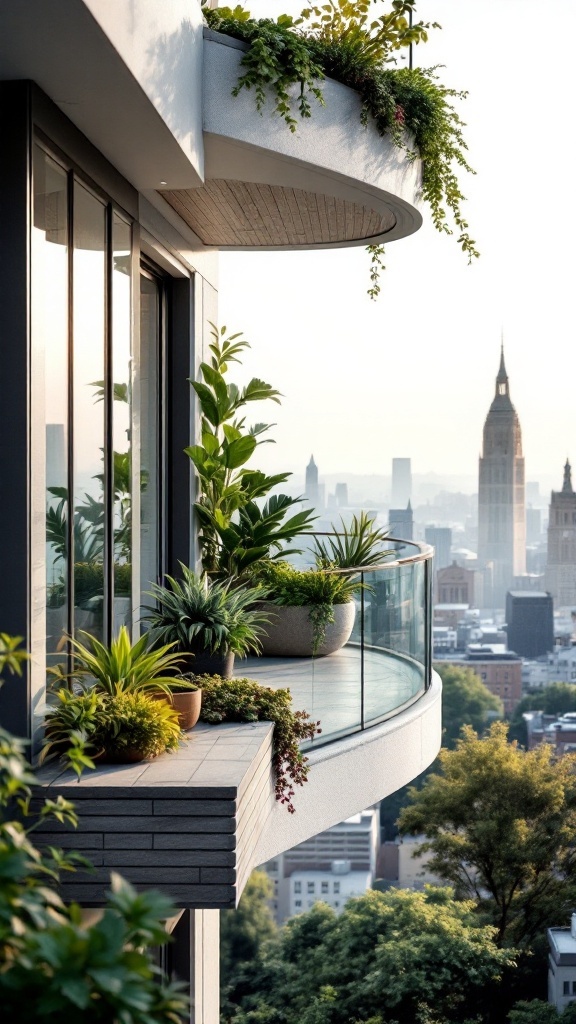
[218, 0, 575, 489]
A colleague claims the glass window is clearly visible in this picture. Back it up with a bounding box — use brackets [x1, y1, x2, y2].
[307, 881, 315, 894]
[294, 881, 302, 894]
[112, 215, 132, 633]
[294, 900, 302, 909]
[32, 147, 69, 717]
[139, 272, 162, 607]
[564, 982, 570, 996]
[73, 181, 106, 643]
[321, 881, 329, 894]
[333, 881, 340, 894]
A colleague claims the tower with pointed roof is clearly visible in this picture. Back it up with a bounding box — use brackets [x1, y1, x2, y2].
[478, 347, 526, 608]
[305, 454, 319, 507]
[545, 460, 576, 607]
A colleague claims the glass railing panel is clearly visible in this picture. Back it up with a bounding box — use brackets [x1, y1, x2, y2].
[240, 540, 432, 750]
[362, 559, 426, 728]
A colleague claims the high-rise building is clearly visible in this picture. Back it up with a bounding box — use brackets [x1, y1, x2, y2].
[388, 502, 413, 542]
[505, 591, 554, 658]
[305, 454, 319, 506]
[478, 348, 526, 608]
[546, 460, 576, 607]
[425, 526, 452, 569]
[391, 458, 412, 508]
[335, 482, 348, 507]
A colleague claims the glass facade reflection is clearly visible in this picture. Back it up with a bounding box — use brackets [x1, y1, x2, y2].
[31, 144, 135, 704]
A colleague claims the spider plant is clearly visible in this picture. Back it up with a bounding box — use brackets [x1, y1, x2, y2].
[313, 512, 393, 570]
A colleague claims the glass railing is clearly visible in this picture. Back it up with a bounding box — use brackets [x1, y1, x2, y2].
[241, 538, 434, 750]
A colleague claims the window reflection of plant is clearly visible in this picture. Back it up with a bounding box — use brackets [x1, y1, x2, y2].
[45, 381, 141, 611]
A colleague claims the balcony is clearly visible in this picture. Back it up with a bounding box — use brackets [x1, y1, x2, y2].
[35, 541, 441, 906]
[157, 28, 422, 250]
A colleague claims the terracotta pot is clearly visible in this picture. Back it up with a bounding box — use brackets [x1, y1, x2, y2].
[258, 601, 356, 657]
[94, 747, 153, 764]
[168, 688, 202, 731]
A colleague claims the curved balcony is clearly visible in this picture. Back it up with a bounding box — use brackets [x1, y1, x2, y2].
[158, 28, 423, 251]
[242, 538, 433, 749]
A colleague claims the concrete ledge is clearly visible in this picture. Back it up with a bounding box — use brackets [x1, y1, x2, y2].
[254, 670, 442, 864]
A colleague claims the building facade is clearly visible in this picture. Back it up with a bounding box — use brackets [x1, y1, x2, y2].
[465, 649, 523, 715]
[425, 527, 452, 571]
[391, 457, 412, 508]
[436, 562, 477, 606]
[0, 5, 443, 1021]
[548, 917, 576, 1012]
[546, 461, 576, 608]
[506, 591, 554, 659]
[478, 349, 526, 609]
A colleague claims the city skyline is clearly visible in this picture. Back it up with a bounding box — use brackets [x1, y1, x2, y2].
[219, 0, 575, 480]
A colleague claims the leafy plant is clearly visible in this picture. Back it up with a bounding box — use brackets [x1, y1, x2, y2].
[252, 560, 360, 655]
[145, 566, 270, 657]
[185, 323, 316, 575]
[196, 675, 321, 812]
[50, 625, 184, 698]
[42, 688, 183, 773]
[313, 512, 392, 570]
[0, 710, 188, 1019]
[204, 2, 478, 294]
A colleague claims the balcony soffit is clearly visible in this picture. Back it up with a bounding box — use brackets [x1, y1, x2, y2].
[158, 179, 396, 250]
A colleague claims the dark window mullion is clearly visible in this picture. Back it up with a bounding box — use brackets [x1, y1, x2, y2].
[104, 203, 114, 641]
[66, 169, 75, 669]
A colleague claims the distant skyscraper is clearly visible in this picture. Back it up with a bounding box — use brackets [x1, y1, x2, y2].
[335, 482, 348, 507]
[391, 458, 412, 508]
[545, 460, 576, 607]
[478, 348, 526, 608]
[425, 526, 452, 570]
[305, 454, 319, 507]
[389, 502, 413, 542]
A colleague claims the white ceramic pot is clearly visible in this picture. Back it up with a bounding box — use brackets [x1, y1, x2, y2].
[258, 601, 356, 658]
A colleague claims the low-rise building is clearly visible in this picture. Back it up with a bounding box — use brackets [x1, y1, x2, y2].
[465, 646, 523, 715]
[548, 915, 576, 1011]
[289, 861, 372, 916]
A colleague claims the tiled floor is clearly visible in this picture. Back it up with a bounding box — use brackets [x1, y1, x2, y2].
[238, 645, 425, 746]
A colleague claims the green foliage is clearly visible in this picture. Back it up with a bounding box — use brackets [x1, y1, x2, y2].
[398, 722, 576, 947]
[222, 887, 515, 1024]
[197, 675, 321, 812]
[221, 870, 277, 1015]
[0, 720, 188, 1021]
[436, 663, 503, 748]
[146, 565, 270, 657]
[313, 512, 392, 570]
[42, 688, 182, 773]
[54, 625, 184, 697]
[509, 1002, 576, 1024]
[253, 559, 359, 655]
[204, 1, 478, 286]
[0, 633, 28, 677]
[186, 324, 316, 575]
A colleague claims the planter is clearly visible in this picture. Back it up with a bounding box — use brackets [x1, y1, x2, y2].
[259, 601, 356, 658]
[94, 747, 153, 765]
[177, 649, 235, 678]
[168, 688, 202, 731]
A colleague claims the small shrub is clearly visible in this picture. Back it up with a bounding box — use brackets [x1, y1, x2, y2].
[195, 675, 321, 813]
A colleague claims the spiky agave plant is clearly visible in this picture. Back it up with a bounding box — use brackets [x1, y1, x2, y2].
[145, 566, 270, 657]
[313, 512, 393, 570]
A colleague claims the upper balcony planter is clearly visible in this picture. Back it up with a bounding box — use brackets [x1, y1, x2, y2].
[157, 28, 423, 251]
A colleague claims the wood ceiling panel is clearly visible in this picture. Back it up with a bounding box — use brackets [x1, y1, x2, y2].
[159, 180, 395, 248]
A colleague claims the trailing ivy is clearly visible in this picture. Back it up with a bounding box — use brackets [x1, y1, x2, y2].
[195, 675, 321, 813]
[204, 1, 478, 293]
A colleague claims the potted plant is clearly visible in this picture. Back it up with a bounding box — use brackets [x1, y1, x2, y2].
[145, 566, 271, 677]
[42, 687, 183, 770]
[253, 513, 393, 657]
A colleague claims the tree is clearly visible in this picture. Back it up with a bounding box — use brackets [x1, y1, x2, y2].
[437, 663, 503, 748]
[223, 887, 515, 1024]
[380, 664, 501, 840]
[398, 722, 576, 948]
[509, 1001, 576, 1023]
[221, 869, 277, 1013]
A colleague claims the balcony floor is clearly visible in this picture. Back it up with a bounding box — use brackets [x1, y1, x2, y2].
[237, 645, 425, 747]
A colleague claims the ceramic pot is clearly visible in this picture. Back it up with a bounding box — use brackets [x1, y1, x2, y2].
[258, 601, 356, 657]
[179, 649, 235, 679]
[168, 688, 202, 731]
